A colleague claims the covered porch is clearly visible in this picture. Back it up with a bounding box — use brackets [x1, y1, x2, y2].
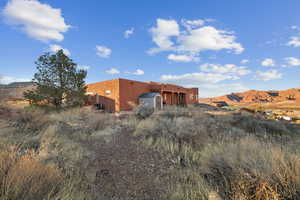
[161, 91, 187, 106]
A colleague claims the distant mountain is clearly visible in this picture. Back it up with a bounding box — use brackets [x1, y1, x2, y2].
[0, 82, 34, 88]
[202, 87, 300, 104]
[0, 82, 35, 100]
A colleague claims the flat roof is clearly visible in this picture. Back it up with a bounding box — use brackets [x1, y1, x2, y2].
[86, 78, 198, 90]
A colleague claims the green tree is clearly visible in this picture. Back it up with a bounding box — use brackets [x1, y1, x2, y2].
[24, 50, 87, 108]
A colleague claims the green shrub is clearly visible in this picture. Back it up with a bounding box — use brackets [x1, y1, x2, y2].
[134, 105, 154, 119]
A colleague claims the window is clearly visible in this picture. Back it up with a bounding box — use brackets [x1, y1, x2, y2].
[105, 90, 111, 95]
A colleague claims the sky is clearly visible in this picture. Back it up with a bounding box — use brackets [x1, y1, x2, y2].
[1, 0, 300, 97]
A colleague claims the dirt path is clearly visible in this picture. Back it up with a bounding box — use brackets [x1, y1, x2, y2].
[91, 131, 172, 200]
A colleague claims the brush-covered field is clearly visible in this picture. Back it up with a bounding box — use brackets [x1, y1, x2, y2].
[0, 104, 300, 200]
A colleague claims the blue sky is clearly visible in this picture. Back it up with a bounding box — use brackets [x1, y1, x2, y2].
[1, 0, 300, 97]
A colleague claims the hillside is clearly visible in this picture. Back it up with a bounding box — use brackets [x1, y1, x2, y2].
[203, 87, 300, 104]
[0, 82, 35, 101]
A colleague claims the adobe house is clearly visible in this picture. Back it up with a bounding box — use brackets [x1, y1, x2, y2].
[86, 78, 198, 112]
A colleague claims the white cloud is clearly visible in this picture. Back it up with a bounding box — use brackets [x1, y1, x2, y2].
[148, 19, 244, 57]
[3, 0, 70, 42]
[124, 28, 134, 38]
[284, 57, 300, 67]
[178, 26, 244, 54]
[49, 44, 70, 56]
[254, 70, 282, 81]
[287, 36, 300, 47]
[161, 72, 239, 85]
[105, 68, 120, 75]
[96, 45, 112, 58]
[291, 25, 300, 30]
[0, 75, 30, 84]
[200, 63, 251, 76]
[131, 69, 144, 75]
[167, 54, 200, 62]
[148, 19, 180, 54]
[241, 59, 249, 64]
[261, 58, 276, 67]
[77, 65, 91, 70]
[181, 19, 205, 31]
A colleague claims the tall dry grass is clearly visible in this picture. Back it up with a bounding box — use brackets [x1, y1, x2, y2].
[200, 137, 300, 200]
[0, 150, 63, 200]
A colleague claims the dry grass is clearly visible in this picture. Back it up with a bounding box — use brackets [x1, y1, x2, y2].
[200, 138, 300, 200]
[134, 106, 300, 199]
[0, 104, 300, 199]
[0, 150, 63, 200]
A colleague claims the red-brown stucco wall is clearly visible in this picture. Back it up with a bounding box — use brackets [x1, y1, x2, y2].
[86, 79, 120, 112]
[119, 79, 151, 111]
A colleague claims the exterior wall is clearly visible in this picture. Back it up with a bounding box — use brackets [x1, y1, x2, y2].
[86, 79, 120, 112]
[186, 88, 199, 104]
[119, 79, 151, 111]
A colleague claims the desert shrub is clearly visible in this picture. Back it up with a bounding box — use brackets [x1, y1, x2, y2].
[50, 107, 115, 133]
[7, 108, 49, 134]
[135, 116, 199, 141]
[170, 169, 210, 200]
[158, 106, 192, 119]
[232, 114, 291, 136]
[0, 150, 63, 200]
[0, 104, 12, 117]
[199, 137, 300, 200]
[134, 105, 154, 119]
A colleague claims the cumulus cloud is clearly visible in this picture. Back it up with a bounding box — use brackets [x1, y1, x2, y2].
[77, 65, 91, 70]
[200, 63, 251, 76]
[148, 19, 244, 57]
[131, 69, 144, 75]
[126, 69, 145, 75]
[181, 19, 205, 31]
[167, 54, 200, 62]
[287, 36, 300, 47]
[148, 19, 180, 54]
[261, 58, 276, 67]
[49, 44, 70, 56]
[105, 68, 120, 75]
[124, 28, 134, 38]
[284, 57, 300, 67]
[178, 26, 244, 54]
[3, 0, 70, 42]
[0, 75, 30, 84]
[96, 45, 112, 58]
[254, 70, 282, 81]
[241, 59, 249, 64]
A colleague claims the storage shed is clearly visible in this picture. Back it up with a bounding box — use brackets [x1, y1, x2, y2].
[139, 92, 163, 109]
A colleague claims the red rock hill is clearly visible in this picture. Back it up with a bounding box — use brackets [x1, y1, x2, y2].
[203, 87, 300, 104]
